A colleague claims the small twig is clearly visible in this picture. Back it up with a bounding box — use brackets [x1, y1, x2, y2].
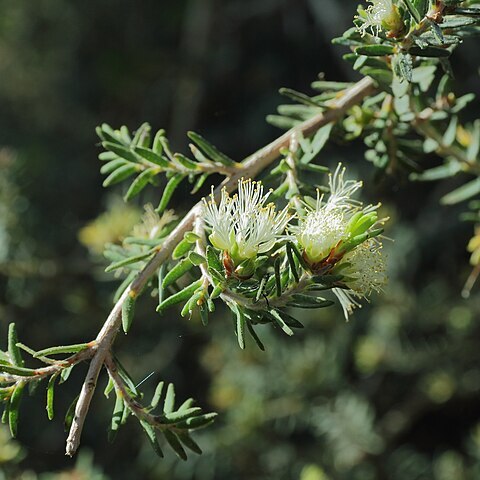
[285, 132, 304, 212]
[64, 76, 376, 457]
[104, 354, 184, 432]
[0, 345, 96, 385]
[413, 108, 480, 175]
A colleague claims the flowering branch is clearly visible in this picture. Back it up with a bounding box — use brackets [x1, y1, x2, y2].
[64, 75, 376, 456]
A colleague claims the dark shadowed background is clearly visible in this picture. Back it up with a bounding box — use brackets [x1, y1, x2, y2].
[1, 1, 480, 479]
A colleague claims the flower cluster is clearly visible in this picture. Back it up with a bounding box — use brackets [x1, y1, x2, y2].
[292, 165, 364, 266]
[293, 165, 386, 317]
[202, 165, 387, 317]
[202, 179, 290, 275]
[358, 0, 404, 37]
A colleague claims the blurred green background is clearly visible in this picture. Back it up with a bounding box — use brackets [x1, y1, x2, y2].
[1, 0, 480, 479]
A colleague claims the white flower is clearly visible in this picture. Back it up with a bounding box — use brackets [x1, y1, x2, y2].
[293, 164, 364, 265]
[358, 0, 403, 37]
[332, 239, 387, 319]
[133, 204, 176, 239]
[202, 179, 291, 261]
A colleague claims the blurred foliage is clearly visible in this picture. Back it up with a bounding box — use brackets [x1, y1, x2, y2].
[78, 197, 141, 256]
[1, 0, 480, 479]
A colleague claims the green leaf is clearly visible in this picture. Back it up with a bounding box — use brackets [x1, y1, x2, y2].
[394, 53, 413, 83]
[354, 55, 388, 72]
[443, 116, 458, 146]
[2, 401, 9, 424]
[287, 294, 334, 309]
[413, 0, 428, 17]
[176, 412, 217, 430]
[102, 164, 139, 187]
[156, 174, 185, 214]
[162, 258, 194, 289]
[104, 377, 114, 399]
[467, 120, 480, 163]
[173, 153, 199, 170]
[140, 420, 164, 457]
[278, 88, 323, 107]
[0, 364, 36, 376]
[274, 258, 282, 297]
[119, 126, 131, 144]
[267, 310, 294, 336]
[8, 324, 24, 367]
[275, 311, 304, 329]
[64, 395, 79, 431]
[451, 93, 476, 114]
[231, 303, 246, 349]
[412, 65, 437, 91]
[361, 67, 393, 91]
[100, 159, 129, 174]
[132, 122, 151, 147]
[245, 321, 265, 351]
[191, 173, 209, 194]
[277, 104, 318, 119]
[409, 46, 451, 58]
[0, 350, 10, 364]
[163, 383, 176, 414]
[454, 8, 480, 16]
[187, 131, 236, 166]
[177, 432, 202, 455]
[150, 381, 165, 409]
[185, 232, 200, 243]
[0, 387, 12, 401]
[134, 146, 170, 168]
[113, 270, 137, 303]
[157, 280, 203, 312]
[13, 343, 39, 360]
[188, 251, 205, 266]
[355, 45, 395, 56]
[174, 400, 193, 414]
[97, 124, 127, 145]
[114, 359, 140, 397]
[122, 293, 136, 334]
[46, 373, 58, 420]
[286, 244, 300, 282]
[172, 238, 194, 260]
[300, 123, 333, 165]
[404, 0, 422, 23]
[428, 19, 445, 44]
[311, 80, 352, 91]
[124, 168, 158, 201]
[180, 290, 201, 318]
[98, 151, 117, 162]
[157, 266, 165, 306]
[152, 129, 165, 155]
[33, 343, 90, 358]
[102, 142, 138, 163]
[441, 178, 480, 205]
[297, 163, 330, 174]
[266, 115, 299, 130]
[206, 246, 223, 272]
[9, 381, 25, 438]
[163, 430, 187, 461]
[440, 16, 477, 28]
[255, 276, 269, 303]
[108, 391, 125, 442]
[59, 365, 74, 384]
[105, 250, 153, 273]
[287, 242, 309, 270]
[160, 407, 203, 424]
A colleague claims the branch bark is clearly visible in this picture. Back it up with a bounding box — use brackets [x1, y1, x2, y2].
[65, 75, 376, 456]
